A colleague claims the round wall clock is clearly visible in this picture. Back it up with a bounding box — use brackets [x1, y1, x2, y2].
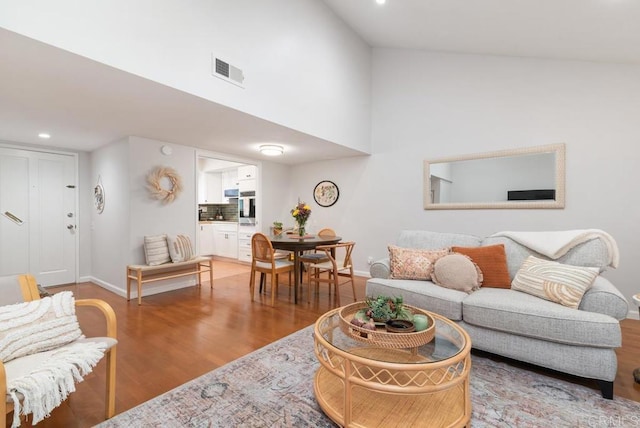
[313, 180, 339, 207]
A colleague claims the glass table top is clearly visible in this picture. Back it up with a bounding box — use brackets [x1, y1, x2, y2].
[315, 308, 467, 365]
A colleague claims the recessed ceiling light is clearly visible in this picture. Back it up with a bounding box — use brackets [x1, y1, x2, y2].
[376, 0, 386, 4]
[259, 145, 284, 156]
[38, 133, 51, 139]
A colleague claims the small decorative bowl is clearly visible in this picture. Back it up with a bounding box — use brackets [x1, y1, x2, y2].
[385, 319, 415, 333]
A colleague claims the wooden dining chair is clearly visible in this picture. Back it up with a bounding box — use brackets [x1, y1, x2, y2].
[250, 233, 294, 306]
[307, 241, 357, 306]
[298, 228, 337, 289]
[317, 228, 337, 238]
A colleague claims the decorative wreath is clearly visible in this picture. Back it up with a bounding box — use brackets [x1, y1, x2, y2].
[147, 166, 183, 204]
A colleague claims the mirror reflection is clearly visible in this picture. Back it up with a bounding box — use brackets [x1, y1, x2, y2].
[424, 144, 565, 210]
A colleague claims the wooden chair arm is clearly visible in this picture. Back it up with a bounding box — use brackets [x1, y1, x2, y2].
[0, 359, 8, 424]
[75, 299, 118, 339]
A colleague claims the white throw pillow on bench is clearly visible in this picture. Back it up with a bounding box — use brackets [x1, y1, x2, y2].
[167, 234, 195, 263]
[143, 234, 171, 266]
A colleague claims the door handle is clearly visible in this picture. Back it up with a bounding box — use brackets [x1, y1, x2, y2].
[2, 211, 24, 225]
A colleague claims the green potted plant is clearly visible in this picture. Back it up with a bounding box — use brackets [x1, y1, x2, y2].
[272, 221, 283, 235]
[364, 295, 412, 322]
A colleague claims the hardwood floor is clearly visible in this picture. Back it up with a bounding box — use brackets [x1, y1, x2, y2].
[9, 260, 640, 427]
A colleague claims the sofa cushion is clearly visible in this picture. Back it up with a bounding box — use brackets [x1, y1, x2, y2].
[511, 256, 599, 309]
[457, 321, 619, 382]
[462, 288, 621, 348]
[388, 245, 448, 280]
[451, 244, 511, 288]
[366, 277, 466, 321]
[431, 254, 482, 293]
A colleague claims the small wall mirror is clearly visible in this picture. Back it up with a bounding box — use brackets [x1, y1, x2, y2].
[424, 143, 565, 209]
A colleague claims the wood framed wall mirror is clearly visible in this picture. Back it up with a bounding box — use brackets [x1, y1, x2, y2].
[423, 143, 565, 210]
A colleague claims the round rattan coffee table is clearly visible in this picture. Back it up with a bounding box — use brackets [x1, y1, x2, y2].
[313, 304, 472, 428]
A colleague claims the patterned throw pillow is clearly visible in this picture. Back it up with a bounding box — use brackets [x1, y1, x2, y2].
[451, 244, 511, 288]
[143, 234, 171, 266]
[167, 235, 195, 263]
[431, 253, 483, 293]
[511, 255, 599, 309]
[388, 245, 449, 280]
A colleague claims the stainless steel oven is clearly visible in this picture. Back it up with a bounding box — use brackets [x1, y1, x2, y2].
[239, 190, 255, 221]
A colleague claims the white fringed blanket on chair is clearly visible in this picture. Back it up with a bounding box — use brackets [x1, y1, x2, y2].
[0, 291, 107, 427]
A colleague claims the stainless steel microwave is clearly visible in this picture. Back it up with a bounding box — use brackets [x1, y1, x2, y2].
[224, 188, 239, 198]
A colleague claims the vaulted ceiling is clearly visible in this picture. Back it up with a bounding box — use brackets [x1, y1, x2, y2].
[2, 1, 639, 163]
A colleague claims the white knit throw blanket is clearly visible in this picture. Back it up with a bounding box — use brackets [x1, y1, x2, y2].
[0, 292, 107, 427]
[491, 229, 620, 268]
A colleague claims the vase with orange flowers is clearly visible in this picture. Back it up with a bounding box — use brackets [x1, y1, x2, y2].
[291, 201, 312, 237]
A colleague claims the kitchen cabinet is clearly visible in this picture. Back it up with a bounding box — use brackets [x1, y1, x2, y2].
[239, 178, 256, 193]
[237, 165, 257, 180]
[237, 165, 256, 194]
[198, 223, 215, 255]
[221, 169, 239, 203]
[237, 228, 256, 262]
[198, 172, 222, 204]
[213, 223, 238, 258]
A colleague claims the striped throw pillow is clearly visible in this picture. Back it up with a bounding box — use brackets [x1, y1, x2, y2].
[143, 234, 171, 266]
[167, 234, 195, 263]
[511, 256, 599, 309]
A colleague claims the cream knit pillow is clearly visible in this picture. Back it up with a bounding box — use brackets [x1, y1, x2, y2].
[0, 291, 82, 363]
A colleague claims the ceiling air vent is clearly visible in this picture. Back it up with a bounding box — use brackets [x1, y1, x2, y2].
[212, 54, 245, 88]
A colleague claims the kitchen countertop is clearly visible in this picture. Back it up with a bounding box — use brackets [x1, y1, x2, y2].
[199, 220, 238, 224]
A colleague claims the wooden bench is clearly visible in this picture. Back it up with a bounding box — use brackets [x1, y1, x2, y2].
[126, 256, 213, 305]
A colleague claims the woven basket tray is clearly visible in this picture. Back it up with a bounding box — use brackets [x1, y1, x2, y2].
[338, 302, 436, 349]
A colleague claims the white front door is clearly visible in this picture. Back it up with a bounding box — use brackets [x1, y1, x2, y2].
[0, 147, 76, 286]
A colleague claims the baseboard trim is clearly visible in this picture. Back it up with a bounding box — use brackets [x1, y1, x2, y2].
[87, 276, 197, 299]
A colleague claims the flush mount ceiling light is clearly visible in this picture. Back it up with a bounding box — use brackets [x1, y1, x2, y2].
[38, 133, 51, 139]
[259, 145, 284, 156]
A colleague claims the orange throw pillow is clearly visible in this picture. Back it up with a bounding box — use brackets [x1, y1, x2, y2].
[451, 244, 511, 288]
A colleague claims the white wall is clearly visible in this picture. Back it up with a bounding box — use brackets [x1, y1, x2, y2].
[259, 161, 293, 233]
[289, 49, 640, 314]
[90, 139, 130, 290]
[90, 137, 199, 297]
[0, 0, 371, 153]
[77, 151, 92, 279]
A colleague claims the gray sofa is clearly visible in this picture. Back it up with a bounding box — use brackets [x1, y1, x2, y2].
[366, 230, 628, 399]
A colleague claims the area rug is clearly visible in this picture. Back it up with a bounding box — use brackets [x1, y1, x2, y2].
[97, 326, 640, 428]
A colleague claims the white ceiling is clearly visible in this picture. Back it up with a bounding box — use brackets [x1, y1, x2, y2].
[322, 0, 640, 64]
[2, 0, 640, 163]
[0, 29, 361, 165]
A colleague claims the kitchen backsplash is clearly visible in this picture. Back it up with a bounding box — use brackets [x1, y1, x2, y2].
[199, 202, 238, 221]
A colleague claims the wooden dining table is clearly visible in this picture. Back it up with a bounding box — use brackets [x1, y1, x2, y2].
[270, 233, 342, 304]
